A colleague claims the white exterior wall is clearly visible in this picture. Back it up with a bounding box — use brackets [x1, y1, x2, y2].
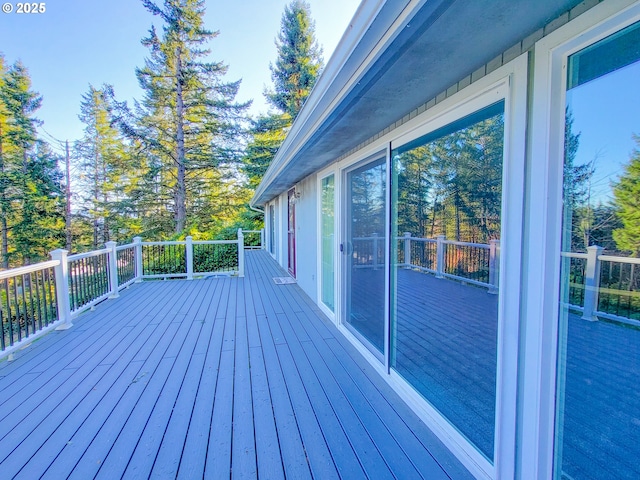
[291, 174, 318, 301]
[268, 177, 318, 302]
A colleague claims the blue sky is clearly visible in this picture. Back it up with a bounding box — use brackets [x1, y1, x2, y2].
[568, 60, 640, 205]
[0, 0, 361, 146]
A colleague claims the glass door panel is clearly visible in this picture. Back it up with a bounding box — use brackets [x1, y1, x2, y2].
[321, 175, 335, 312]
[344, 158, 386, 355]
[555, 21, 640, 480]
[391, 102, 505, 461]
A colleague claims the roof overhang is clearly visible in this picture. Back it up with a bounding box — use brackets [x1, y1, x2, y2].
[251, 0, 583, 207]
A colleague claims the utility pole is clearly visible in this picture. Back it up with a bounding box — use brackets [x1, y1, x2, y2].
[65, 140, 72, 251]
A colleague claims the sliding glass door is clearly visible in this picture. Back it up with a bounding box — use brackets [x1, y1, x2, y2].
[554, 20, 640, 480]
[344, 157, 387, 356]
[391, 102, 505, 461]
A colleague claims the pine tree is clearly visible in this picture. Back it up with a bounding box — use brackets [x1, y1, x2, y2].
[132, 0, 248, 235]
[11, 141, 65, 261]
[266, 0, 323, 118]
[0, 54, 10, 267]
[243, 1, 323, 188]
[75, 84, 130, 248]
[612, 135, 640, 256]
[0, 59, 64, 265]
[243, 113, 290, 188]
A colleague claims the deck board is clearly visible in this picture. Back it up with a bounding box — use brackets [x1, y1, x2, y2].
[0, 250, 471, 480]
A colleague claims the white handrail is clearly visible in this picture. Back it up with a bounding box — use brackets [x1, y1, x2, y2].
[142, 241, 185, 246]
[0, 260, 59, 280]
[599, 255, 640, 265]
[561, 251, 588, 259]
[442, 239, 489, 249]
[193, 240, 239, 245]
[68, 248, 110, 261]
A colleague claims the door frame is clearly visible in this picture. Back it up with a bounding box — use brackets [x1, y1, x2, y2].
[287, 187, 297, 277]
[340, 151, 389, 363]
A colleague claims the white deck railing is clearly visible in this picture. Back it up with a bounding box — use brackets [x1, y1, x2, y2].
[0, 229, 246, 359]
[352, 233, 500, 293]
[241, 229, 264, 250]
[0, 261, 60, 358]
[356, 234, 639, 325]
[562, 246, 640, 326]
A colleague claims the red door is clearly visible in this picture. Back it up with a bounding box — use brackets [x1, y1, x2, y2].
[287, 188, 296, 277]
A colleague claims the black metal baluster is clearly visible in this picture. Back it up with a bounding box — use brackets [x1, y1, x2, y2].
[4, 279, 12, 343]
[73, 259, 80, 308]
[49, 268, 58, 322]
[42, 269, 51, 323]
[12, 277, 21, 342]
[77, 259, 84, 308]
[34, 270, 43, 330]
[26, 273, 36, 334]
[0, 306, 5, 351]
[70, 261, 78, 311]
[99, 254, 105, 296]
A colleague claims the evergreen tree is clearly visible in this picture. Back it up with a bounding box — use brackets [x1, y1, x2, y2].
[11, 141, 65, 261]
[243, 1, 323, 189]
[0, 59, 64, 265]
[266, 0, 323, 118]
[0, 54, 11, 267]
[395, 113, 504, 244]
[75, 84, 130, 248]
[563, 108, 594, 251]
[612, 135, 640, 255]
[132, 0, 248, 235]
[243, 113, 290, 188]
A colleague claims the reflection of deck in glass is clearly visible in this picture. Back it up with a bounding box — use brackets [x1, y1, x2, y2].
[387, 267, 640, 478]
[394, 269, 497, 459]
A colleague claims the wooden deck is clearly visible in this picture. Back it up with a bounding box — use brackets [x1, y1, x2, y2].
[0, 250, 471, 480]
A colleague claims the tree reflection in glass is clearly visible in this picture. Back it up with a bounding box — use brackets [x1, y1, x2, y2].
[391, 102, 504, 460]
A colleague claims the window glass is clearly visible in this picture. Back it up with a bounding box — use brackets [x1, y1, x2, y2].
[321, 175, 335, 311]
[555, 21, 640, 480]
[346, 158, 386, 354]
[391, 102, 504, 460]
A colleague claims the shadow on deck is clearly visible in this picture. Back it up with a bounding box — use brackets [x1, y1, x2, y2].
[0, 250, 471, 480]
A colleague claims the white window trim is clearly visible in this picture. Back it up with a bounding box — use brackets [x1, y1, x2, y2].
[522, 1, 640, 478]
[317, 166, 338, 322]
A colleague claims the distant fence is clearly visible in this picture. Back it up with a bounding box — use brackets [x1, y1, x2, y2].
[0, 229, 250, 359]
[352, 233, 500, 294]
[563, 246, 640, 326]
[241, 230, 264, 250]
[397, 234, 499, 293]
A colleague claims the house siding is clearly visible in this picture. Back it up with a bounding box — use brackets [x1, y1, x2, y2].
[257, 1, 640, 478]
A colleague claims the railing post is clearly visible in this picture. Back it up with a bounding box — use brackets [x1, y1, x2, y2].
[186, 236, 194, 280]
[373, 233, 379, 270]
[403, 232, 411, 268]
[488, 239, 500, 294]
[105, 241, 119, 299]
[260, 229, 265, 250]
[237, 229, 245, 277]
[582, 245, 604, 321]
[133, 237, 143, 282]
[436, 235, 445, 278]
[50, 249, 72, 330]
